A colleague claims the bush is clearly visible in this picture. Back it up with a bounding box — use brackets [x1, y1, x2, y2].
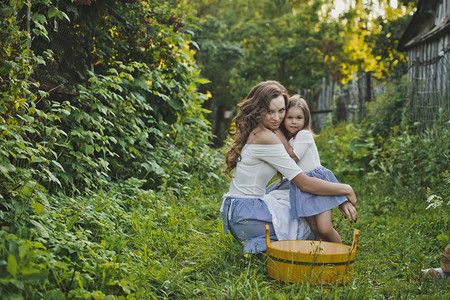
[0, 1, 227, 297]
[316, 122, 373, 183]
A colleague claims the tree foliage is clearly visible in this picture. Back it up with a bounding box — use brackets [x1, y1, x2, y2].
[191, 0, 415, 145]
[1, 1, 448, 298]
[331, 0, 416, 82]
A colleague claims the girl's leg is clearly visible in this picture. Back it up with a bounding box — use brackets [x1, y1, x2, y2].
[305, 216, 321, 241]
[315, 210, 341, 243]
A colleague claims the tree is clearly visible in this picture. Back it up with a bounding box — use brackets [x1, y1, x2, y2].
[191, 0, 330, 146]
[321, 0, 416, 83]
[190, 0, 416, 145]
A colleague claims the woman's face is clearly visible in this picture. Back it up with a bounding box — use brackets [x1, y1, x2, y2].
[262, 95, 286, 131]
[284, 106, 305, 135]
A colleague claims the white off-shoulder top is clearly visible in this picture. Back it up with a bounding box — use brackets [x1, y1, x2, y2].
[227, 143, 303, 198]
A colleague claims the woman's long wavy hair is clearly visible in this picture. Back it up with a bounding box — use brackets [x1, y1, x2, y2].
[225, 81, 288, 177]
[280, 94, 316, 139]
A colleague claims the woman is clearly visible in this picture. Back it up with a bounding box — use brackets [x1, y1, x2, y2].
[221, 80, 357, 254]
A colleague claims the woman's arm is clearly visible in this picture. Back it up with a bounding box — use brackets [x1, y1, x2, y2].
[255, 135, 358, 222]
[291, 172, 357, 207]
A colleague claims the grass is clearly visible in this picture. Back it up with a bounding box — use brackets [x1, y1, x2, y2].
[175, 175, 450, 299]
[1, 156, 448, 299]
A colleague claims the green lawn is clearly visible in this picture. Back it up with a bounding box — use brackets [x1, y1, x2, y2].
[182, 176, 450, 299]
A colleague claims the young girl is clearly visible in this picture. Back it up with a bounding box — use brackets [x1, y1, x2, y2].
[280, 95, 355, 243]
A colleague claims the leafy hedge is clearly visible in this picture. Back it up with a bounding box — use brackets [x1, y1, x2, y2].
[1, 0, 226, 297]
[1, 1, 448, 298]
[1, 0, 213, 195]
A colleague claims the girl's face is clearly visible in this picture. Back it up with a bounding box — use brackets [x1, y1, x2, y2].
[262, 95, 286, 131]
[284, 106, 305, 135]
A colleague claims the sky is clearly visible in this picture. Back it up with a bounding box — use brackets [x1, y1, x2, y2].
[330, 0, 399, 19]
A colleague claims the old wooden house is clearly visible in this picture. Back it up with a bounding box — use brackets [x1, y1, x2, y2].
[398, 0, 450, 127]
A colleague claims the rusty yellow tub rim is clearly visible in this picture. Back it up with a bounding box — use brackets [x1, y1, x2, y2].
[265, 225, 359, 285]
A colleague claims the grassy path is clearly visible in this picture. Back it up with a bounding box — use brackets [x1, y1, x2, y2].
[180, 177, 450, 299]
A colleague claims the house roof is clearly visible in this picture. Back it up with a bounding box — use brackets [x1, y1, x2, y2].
[398, 0, 450, 51]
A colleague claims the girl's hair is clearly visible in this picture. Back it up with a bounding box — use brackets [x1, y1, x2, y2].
[225, 80, 288, 177]
[281, 94, 316, 138]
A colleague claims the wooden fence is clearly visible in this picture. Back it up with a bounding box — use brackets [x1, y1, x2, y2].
[298, 72, 384, 132]
[301, 52, 449, 133]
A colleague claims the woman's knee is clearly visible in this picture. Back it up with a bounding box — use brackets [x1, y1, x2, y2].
[231, 219, 273, 241]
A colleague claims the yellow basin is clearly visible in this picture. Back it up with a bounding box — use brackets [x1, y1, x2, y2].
[265, 225, 359, 285]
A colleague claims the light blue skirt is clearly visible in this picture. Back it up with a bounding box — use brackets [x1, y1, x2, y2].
[221, 197, 278, 253]
[290, 166, 348, 218]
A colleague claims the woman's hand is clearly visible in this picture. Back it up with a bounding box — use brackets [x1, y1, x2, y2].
[345, 184, 357, 207]
[339, 201, 357, 223]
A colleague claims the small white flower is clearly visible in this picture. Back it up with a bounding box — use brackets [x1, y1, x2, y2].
[426, 194, 439, 202]
[426, 194, 443, 209]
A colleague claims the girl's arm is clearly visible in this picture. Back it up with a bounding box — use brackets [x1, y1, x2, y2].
[274, 129, 299, 162]
[291, 172, 357, 208]
[290, 130, 314, 162]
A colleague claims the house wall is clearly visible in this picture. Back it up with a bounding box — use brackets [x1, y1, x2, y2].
[405, 0, 450, 129]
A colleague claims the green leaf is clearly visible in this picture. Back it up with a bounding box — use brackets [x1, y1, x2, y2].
[56, 11, 70, 22]
[44, 290, 65, 299]
[32, 242, 46, 250]
[32, 13, 47, 25]
[7, 254, 17, 277]
[156, 92, 183, 111]
[30, 156, 46, 163]
[0, 60, 17, 75]
[0, 164, 15, 179]
[85, 145, 94, 155]
[0, 7, 14, 17]
[194, 77, 211, 84]
[51, 160, 65, 172]
[146, 161, 165, 175]
[29, 220, 49, 239]
[48, 7, 58, 18]
[21, 268, 49, 283]
[135, 78, 151, 91]
[31, 202, 45, 213]
[66, 215, 78, 230]
[43, 168, 61, 187]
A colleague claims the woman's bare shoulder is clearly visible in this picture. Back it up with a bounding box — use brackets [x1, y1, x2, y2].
[247, 128, 281, 145]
